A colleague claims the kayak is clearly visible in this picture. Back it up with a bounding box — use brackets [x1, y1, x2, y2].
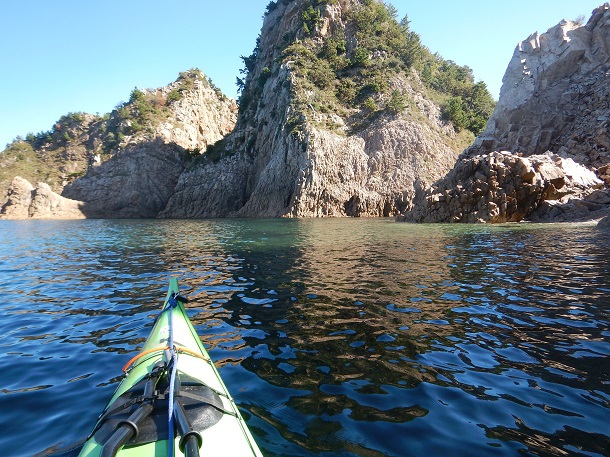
[78, 278, 264, 457]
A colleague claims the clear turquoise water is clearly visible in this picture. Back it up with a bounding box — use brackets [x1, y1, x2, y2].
[0, 219, 609, 457]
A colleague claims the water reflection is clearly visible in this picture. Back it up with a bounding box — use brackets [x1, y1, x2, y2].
[0, 219, 609, 456]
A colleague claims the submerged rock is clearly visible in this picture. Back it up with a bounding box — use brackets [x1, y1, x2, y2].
[598, 215, 610, 229]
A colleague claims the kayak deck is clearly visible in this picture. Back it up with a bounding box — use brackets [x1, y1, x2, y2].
[78, 278, 263, 457]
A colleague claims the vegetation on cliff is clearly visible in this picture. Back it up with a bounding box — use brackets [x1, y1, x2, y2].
[0, 113, 100, 194]
[239, 0, 494, 136]
[0, 69, 221, 196]
[101, 69, 219, 153]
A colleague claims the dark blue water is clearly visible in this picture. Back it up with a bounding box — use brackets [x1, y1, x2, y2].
[0, 219, 609, 457]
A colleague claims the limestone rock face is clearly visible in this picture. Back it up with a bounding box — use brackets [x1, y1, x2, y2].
[161, 0, 461, 218]
[0, 71, 237, 219]
[152, 79, 237, 151]
[62, 140, 189, 218]
[161, 115, 458, 218]
[59, 73, 236, 218]
[0, 176, 85, 219]
[401, 151, 603, 223]
[470, 4, 610, 169]
[2, 1, 468, 220]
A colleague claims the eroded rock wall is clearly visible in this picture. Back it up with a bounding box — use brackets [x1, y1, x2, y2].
[161, 0, 461, 218]
[152, 78, 237, 151]
[470, 4, 610, 169]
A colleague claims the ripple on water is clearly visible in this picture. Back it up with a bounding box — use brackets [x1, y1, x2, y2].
[1, 219, 609, 457]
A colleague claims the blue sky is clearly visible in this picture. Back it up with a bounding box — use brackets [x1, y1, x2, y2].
[0, 0, 602, 149]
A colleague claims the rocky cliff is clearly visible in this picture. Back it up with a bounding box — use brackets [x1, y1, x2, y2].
[403, 3, 610, 224]
[0, 70, 237, 219]
[1, 0, 489, 220]
[470, 4, 610, 168]
[61, 71, 238, 218]
[160, 0, 468, 218]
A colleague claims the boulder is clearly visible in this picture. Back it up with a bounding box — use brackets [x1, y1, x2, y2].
[0, 177, 34, 219]
[401, 151, 603, 223]
[0, 176, 85, 219]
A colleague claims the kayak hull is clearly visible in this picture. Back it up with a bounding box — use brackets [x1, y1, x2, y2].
[78, 278, 263, 457]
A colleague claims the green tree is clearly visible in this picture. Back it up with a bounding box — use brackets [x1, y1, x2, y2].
[302, 5, 321, 35]
[129, 88, 145, 103]
[351, 47, 369, 67]
[444, 97, 468, 131]
[462, 81, 495, 134]
[386, 90, 406, 114]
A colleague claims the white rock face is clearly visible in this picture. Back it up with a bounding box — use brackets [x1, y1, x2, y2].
[0, 177, 34, 219]
[0, 176, 85, 219]
[0, 69, 238, 219]
[471, 4, 610, 168]
[153, 79, 237, 151]
[57, 73, 238, 219]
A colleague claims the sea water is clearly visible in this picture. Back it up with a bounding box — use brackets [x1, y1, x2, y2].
[0, 218, 608, 457]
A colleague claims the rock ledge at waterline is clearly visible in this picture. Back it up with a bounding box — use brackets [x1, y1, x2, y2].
[0, 176, 85, 219]
[401, 4, 610, 225]
[400, 151, 607, 223]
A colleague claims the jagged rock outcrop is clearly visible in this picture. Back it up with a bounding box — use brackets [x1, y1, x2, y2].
[403, 4, 610, 224]
[0, 176, 85, 219]
[402, 151, 604, 223]
[59, 71, 238, 218]
[150, 76, 237, 150]
[161, 0, 462, 218]
[1, 70, 237, 219]
[469, 3, 610, 169]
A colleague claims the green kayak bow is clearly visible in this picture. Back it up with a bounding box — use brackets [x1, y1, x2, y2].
[78, 278, 264, 457]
